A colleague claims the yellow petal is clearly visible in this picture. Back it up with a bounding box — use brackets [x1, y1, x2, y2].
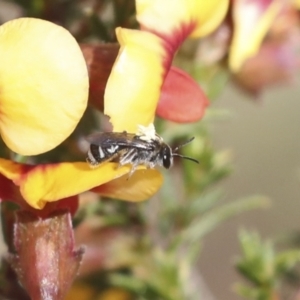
[0, 158, 26, 181]
[294, 0, 300, 9]
[104, 28, 165, 132]
[136, 0, 229, 38]
[19, 162, 140, 209]
[190, 0, 229, 38]
[229, 0, 283, 72]
[0, 18, 89, 155]
[92, 168, 163, 202]
[105, 1, 229, 133]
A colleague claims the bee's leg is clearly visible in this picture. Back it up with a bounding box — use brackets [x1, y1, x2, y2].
[119, 149, 135, 164]
[128, 156, 141, 178]
[143, 159, 156, 169]
[146, 152, 159, 169]
[128, 164, 138, 178]
[117, 149, 133, 168]
[144, 162, 151, 169]
[118, 149, 139, 178]
[148, 161, 156, 169]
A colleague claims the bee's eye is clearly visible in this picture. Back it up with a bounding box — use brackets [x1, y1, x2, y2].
[162, 147, 172, 169]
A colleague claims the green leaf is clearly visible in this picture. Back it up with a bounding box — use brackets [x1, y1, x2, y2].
[179, 196, 270, 244]
[275, 249, 300, 275]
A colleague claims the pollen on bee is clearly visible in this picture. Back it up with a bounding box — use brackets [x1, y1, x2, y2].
[136, 124, 157, 141]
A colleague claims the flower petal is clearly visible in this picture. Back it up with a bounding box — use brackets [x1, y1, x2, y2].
[41, 196, 79, 217]
[0, 18, 89, 155]
[0, 158, 162, 209]
[105, 1, 228, 132]
[92, 168, 163, 202]
[156, 66, 209, 123]
[136, 0, 229, 39]
[295, 0, 300, 8]
[19, 162, 138, 209]
[104, 28, 166, 132]
[0, 174, 21, 202]
[190, 0, 229, 38]
[0, 159, 33, 209]
[0, 157, 28, 181]
[234, 40, 298, 94]
[229, 0, 284, 72]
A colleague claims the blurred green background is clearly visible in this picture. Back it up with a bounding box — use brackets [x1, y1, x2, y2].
[203, 82, 300, 299]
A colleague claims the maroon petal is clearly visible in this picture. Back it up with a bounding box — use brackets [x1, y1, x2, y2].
[0, 175, 31, 210]
[80, 43, 119, 112]
[156, 66, 209, 123]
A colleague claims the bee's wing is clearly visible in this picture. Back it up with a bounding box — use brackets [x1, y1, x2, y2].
[86, 132, 154, 150]
[86, 132, 128, 145]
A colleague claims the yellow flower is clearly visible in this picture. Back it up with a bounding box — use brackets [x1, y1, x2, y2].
[0, 0, 228, 210]
[229, 0, 284, 72]
[295, 0, 300, 8]
[105, 0, 229, 132]
[0, 158, 162, 209]
[0, 18, 89, 155]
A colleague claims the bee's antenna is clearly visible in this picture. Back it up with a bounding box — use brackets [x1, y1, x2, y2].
[172, 137, 199, 164]
[173, 137, 195, 152]
[172, 153, 199, 164]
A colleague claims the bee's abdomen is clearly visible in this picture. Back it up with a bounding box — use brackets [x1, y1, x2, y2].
[86, 144, 102, 166]
[87, 144, 120, 166]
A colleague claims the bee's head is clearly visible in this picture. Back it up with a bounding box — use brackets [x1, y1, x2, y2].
[160, 144, 173, 169]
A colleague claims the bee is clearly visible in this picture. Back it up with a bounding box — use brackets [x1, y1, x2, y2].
[86, 125, 199, 175]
